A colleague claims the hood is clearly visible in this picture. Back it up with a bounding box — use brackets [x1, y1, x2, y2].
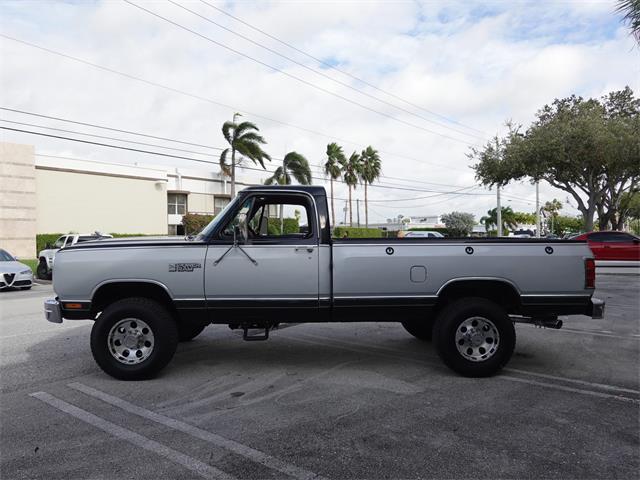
[0, 261, 32, 274]
[63, 236, 202, 250]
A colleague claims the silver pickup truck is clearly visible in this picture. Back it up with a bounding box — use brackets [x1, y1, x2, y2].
[44, 185, 604, 380]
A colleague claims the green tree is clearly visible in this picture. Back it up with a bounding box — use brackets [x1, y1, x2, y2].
[513, 211, 536, 225]
[324, 143, 346, 228]
[264, 151, 312, 186]
[341, 152, 362, 227]
[553, 215, 584, 236]
[441, 211, 475, 237]
[542, 198, 563, 234]
[360, 146, 382, 228]
[617, 0, 640, 44]
[220, 113, 271, 197]
[472, 88, 640, 231]
[480, 207, 518, 234]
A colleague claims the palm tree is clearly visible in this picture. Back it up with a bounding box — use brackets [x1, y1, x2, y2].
[617, 0, 640, 44]
[481, 206, 518, 235]
[264, 151, 312, 186]
[220, 113, 271, 197]
[324, 143, 346, 228]
[341, 152, 361, 227]
[264, 151, 312, 233]
[360, 146, 381, 228]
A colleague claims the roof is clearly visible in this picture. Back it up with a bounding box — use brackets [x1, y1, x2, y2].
[242, 185, 327, 196]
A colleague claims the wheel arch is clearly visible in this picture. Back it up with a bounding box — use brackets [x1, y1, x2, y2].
[91, 280, 176, 316]
[435, 278, 522, 313]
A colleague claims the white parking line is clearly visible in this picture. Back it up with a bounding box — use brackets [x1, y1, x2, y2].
[30, 391, 236, 480]
[287, 332, 640, 403]
[68, 382, 326, 480]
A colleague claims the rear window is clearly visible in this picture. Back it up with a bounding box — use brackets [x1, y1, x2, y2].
[589, 232, 634, 242]
[76, 236, 101, 243]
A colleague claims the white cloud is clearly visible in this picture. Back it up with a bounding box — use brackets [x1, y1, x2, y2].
[0, 0, 637, 224]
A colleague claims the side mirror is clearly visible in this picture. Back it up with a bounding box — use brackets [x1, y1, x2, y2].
[234, 225, 246, 245]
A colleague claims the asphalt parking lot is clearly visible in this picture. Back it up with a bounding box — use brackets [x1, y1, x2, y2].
[1, 275, 638, 479]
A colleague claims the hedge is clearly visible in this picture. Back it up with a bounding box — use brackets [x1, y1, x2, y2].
[267, 218, 299, 235]
[333, 227, 383, 238]
[182, 213, 215, 235]
[407, 227, 449, 235]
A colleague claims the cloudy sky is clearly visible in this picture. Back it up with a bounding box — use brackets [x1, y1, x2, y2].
[1, 0, 638, 223]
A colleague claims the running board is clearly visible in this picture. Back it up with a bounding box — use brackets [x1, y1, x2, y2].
[510, 315, 564, 329]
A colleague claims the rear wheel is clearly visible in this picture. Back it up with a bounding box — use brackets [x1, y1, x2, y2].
[178, 322, 206, 342]
[90, 297, 178, 380]
[433, 297, 515, 377]
[401, 318, 434, 341]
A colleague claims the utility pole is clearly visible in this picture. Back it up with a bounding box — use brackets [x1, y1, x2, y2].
[356, 199, 360, 227]
[497, 186, 502, 237]
[535, 181, 541, 238]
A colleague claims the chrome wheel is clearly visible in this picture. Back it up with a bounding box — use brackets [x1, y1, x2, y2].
[454, 316, 500, 362]
[107, 318, 154, 365]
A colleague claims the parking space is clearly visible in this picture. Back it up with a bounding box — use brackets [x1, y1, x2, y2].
[1, 276, 638, 479]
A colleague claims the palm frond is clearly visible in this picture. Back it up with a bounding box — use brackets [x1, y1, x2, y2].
[617, 0, 640, 43]
[221, 121, 235, 144]
[282, 151, 312, 185]
[219, 148, 231, 176]
[235, 121, 260, 137]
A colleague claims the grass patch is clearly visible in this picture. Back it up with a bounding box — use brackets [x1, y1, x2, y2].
[20, 259, 38, 275]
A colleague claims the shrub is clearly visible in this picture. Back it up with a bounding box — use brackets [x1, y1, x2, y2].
[333, 227, 383, 238]
[440, 211, 475, 237]
[182, 213, 215, 235]
[267, 218, 299, 235]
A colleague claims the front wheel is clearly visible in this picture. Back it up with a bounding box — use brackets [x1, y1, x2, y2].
[36, 260, 51, 280]
[90, 297, 178, 380]
[433, 297, 515, 377]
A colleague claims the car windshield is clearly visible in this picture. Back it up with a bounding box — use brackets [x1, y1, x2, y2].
[0, 249, 14, 261]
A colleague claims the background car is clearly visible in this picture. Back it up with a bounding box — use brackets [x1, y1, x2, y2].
[0, 249, 33, 290]
[573, 231, 640, 261]
[403, 231, 445, 238]
[37, 233, 113, 279]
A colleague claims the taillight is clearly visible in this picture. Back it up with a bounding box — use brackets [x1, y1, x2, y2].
[585, 258, 596, 289]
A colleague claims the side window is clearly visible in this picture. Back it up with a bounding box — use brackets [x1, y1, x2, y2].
[219, 195, 314, 241]
[590, 232, 632, 242]
[64, 236, 75, 246]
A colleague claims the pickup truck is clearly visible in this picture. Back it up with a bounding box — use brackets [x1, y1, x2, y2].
[37, 233, 113, 279]
[44, 185, 604, 380]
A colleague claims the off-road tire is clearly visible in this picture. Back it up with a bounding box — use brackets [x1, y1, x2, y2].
[401, 319, 434, 341]
[433, 297, 515, 377]
[178, 323, 206, 342]
[36, 260, 51, 280]
[90, 297, 178, 380]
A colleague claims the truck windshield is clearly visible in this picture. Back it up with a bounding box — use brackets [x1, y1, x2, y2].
[195, 196, 239, 240]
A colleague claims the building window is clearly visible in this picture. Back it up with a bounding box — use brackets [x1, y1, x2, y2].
[168, 193, 187, 215]
[214, 196, 230, 215]
[168, 224, 185, 236]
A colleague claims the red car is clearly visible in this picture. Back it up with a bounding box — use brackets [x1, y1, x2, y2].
[574, 231, 640, 261]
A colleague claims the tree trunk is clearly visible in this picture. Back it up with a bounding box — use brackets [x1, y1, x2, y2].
[330, 178, 335, 228]
[348, 186, 353, 227]
[364, 182, 368, 228]
[231, 148, 236, 198]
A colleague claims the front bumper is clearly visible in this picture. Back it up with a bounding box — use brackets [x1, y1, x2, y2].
[44, 298, 63, 324]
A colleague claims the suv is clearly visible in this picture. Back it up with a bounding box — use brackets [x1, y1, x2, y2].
[37, 233, 113, 279]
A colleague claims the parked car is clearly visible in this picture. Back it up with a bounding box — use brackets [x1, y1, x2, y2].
[573, 231, 640, 261]
[403, 231, 445, 238]
[0, 249, 33, 290]
[45, 185, 604, 380]
[37, 233, 113, 280]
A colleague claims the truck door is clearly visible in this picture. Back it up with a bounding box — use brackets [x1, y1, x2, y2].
[204, 192, 320, 321]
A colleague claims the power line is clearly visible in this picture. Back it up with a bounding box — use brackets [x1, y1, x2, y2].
[124, 0, 480, 147]
[0, 34, 468, 172]
[4, 125, 500, 198]
[199, 0, 487, 137]
[0, 106, 475, 189]
[168, 0, 487, 143]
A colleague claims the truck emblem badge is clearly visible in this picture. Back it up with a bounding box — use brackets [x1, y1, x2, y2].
[169, 263, 202, 272]
[545, 247, 554, 255]
[465, 247, 474, 255]
[386, 247, 394, 255]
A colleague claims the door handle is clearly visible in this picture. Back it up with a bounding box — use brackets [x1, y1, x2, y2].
[295, 247, 315, 253]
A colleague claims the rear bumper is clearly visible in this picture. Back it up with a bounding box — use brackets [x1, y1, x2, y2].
[44, 298, 63, 324]
[587, 297, 605, 319]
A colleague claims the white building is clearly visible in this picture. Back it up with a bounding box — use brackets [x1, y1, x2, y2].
[1, 142, 259, 257]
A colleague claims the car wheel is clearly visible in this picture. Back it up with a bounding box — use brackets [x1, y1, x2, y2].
[401, 318, 434, 341]
[433, 297, 515, 377]
[178, 322, 206, 342]
[90, 297, 178, 380]
[36, 260, 51, 280]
